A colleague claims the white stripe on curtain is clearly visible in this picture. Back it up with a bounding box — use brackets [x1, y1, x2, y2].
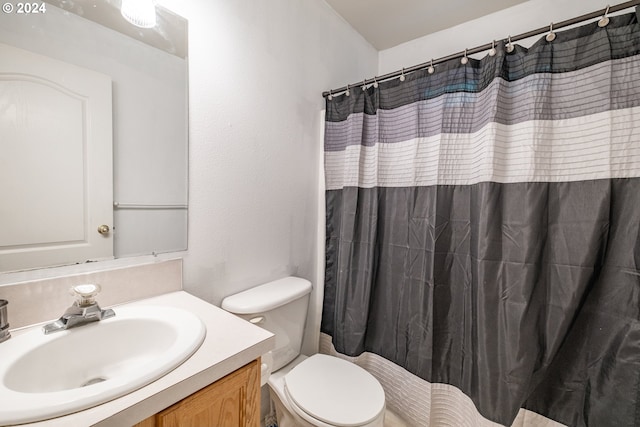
[325, 105, 640, 190]
[320, 333, 566, 427]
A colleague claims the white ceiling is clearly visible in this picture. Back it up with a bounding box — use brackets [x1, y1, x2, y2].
[325, 0, 529, 50]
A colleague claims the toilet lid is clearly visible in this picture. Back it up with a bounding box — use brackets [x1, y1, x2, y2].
[284, 354, 385, 427]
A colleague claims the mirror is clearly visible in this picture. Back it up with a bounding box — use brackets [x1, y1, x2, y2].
[0, 0, 188, 272]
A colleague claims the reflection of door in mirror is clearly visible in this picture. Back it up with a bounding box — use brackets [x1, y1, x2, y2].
[0, 43, 113, 272]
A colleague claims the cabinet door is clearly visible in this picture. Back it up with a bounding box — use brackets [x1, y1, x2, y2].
[154, 359, 260, 427]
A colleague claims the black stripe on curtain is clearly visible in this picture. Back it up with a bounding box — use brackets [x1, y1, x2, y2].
[322, 180, 640, 425]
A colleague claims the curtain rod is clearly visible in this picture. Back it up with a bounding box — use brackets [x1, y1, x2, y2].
[322, 0, 640, 98]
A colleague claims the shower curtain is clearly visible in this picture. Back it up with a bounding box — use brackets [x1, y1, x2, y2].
[322, 11, 640, 427]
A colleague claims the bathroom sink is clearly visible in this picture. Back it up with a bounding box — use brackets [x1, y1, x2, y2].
[0, 305, 206, 425]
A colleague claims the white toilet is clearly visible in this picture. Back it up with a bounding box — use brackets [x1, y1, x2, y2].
[221, 276, 386, 427]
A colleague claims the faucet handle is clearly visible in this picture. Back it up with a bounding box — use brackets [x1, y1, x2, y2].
[70, 284, 102, 306]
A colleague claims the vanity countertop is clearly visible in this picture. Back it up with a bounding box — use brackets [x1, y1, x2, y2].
[9, 291, 275, 427]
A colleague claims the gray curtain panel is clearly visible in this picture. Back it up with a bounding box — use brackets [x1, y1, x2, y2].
[322, 11, 640, 427]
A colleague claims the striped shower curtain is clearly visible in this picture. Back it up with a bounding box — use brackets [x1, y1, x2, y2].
[321, 11, 640, 427]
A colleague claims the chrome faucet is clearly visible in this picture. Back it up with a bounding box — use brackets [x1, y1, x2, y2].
[43, 284, 115, 334]
[0, 299, 10, 343]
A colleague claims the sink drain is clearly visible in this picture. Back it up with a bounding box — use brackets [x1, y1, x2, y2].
[81, 377, 107, 387]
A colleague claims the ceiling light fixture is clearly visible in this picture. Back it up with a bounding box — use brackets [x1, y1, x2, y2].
[120, 0, 157, 29]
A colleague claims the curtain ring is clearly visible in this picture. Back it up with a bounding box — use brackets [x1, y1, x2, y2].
[489, 40, 497, 57]
[599, 5, 611, 27]
[546, 22, 556, 42]
[373, 76, 379, 88]
[399, 68, 406, 82]
[328, 90, 333, 101]
[362, 79, 367, 91]
[428, 59, 435, 74]
[506, 35, 515, 53]
[461, 49, 469, 65]
[345, 84, 350, 96]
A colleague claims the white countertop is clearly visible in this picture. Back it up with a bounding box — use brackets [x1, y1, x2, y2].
[7, 291, 275, 427]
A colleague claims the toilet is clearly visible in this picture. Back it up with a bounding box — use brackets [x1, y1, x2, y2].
[221, 276, 386, 427]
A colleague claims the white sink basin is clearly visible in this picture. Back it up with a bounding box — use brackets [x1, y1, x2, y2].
[0, 305, 206, 425]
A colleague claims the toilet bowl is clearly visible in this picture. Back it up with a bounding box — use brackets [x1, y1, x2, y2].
[221, 276, 386, 427]
[269, 354, 385, 427]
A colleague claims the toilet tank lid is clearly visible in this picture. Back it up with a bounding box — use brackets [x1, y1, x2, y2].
[221, 276, 312, 314]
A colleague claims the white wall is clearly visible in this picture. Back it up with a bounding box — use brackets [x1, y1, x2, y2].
[157, 0, 378, 355]
[379, 0, 619, 74]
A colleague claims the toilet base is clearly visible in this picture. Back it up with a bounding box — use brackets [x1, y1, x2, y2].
[270, 387, 315, 427]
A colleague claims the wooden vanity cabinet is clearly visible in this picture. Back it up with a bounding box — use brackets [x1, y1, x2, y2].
[133, 358, 260, 427]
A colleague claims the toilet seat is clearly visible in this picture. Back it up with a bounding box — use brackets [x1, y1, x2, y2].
[283, 354, 385, 427]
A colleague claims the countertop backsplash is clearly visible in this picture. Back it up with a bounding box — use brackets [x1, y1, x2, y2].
[0, 259, 182, 330]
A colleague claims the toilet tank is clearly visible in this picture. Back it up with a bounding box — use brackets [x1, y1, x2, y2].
[221, 276, 312, 372]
